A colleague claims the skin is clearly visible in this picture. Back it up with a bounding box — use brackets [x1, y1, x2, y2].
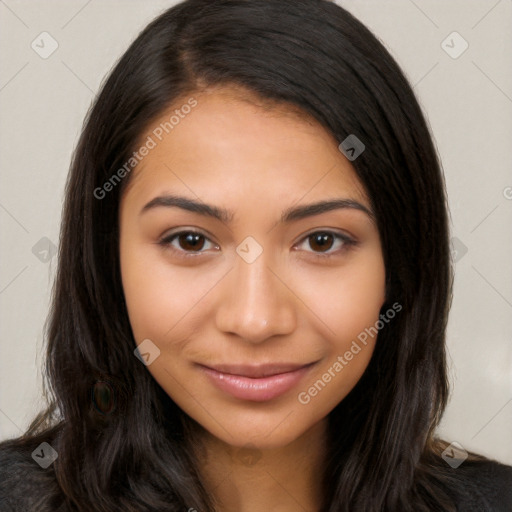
[119, 86, 386, 512]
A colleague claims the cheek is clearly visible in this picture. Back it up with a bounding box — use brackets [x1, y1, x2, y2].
[120, 231, 177, 341]
[294, 250, 386, 345]
[119, 239, 223, 344]
[293, 250, 386, 407]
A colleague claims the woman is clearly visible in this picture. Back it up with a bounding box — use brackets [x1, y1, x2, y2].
[1, 0, 511, 510]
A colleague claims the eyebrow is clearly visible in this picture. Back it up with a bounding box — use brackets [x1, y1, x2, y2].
[140, 194, 374, 224]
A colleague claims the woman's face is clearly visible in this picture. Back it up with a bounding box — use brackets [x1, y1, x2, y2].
[119, 87, 386, 449]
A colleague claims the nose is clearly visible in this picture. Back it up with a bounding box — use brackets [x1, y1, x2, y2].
[214, 248, 297, 344]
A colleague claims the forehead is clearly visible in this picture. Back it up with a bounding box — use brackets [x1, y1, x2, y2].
[121, 87, 369, 209]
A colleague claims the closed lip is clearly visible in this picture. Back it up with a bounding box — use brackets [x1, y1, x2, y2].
[198, 362, 314, 378]
[197, 361, 318, 402]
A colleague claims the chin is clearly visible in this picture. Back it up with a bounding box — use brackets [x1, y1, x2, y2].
[181, 396, 327, 451]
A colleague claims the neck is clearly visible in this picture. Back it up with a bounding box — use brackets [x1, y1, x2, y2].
[193, 419, 328, 512]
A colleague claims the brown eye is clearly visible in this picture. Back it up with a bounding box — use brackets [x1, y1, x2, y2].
[295, 230, 356, 257]
[308, 232, 335, 252]
[177, 232, 206, 251]
[159, 230, 217, 255]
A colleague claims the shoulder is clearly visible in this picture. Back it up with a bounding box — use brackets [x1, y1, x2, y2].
[0, 431, 66, 511]
[443, 457, 512, 512]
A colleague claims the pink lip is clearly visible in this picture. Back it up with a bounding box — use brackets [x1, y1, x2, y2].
[198, 362, 316, 402]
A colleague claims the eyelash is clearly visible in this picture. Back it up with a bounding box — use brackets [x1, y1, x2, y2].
[157, 229, 357, 260]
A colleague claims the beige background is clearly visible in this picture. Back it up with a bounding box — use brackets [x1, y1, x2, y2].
[1, 0, 511, 464]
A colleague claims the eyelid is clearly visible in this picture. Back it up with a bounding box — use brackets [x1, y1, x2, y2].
[293, 227, 356, 246]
